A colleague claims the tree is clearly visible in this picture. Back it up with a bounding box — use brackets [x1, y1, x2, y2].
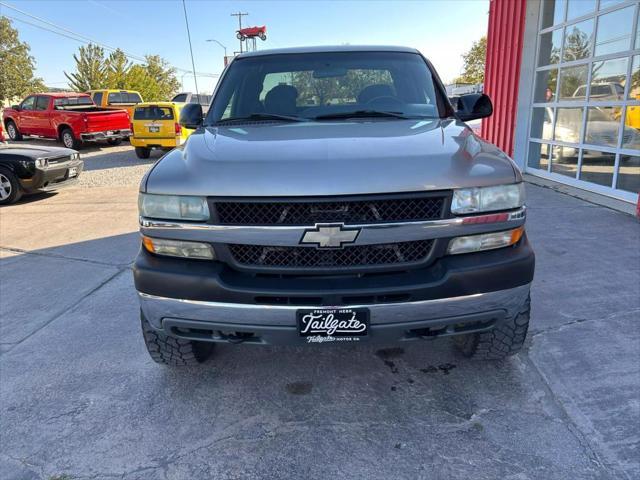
[139, 55, 180, 101]
[123, 64, 154, 99]
[64, 44, 180, 100]
[64, 43, 107, 91]
[106, 49, 131, 89]
[453, 36, 487, 84]
[0, 17, 45, 103]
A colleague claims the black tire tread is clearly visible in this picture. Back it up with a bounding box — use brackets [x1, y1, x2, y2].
[61, 128, 81, 149]
[140, 312, 213, 366]
[135, 147, 151, 159]
[0, 166, 22, 205]
[6, 121, 23, 141]
[455, 295, 530, 360]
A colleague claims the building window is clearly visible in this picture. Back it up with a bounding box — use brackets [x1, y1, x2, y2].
[527, 0, 640, 201]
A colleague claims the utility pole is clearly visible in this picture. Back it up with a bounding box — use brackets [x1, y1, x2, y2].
[231, 11, 248, 53]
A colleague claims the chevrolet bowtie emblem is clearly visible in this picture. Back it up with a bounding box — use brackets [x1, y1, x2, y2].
[300, 223, 361, 249]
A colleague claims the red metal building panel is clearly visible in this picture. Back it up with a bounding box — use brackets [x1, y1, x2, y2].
[481, 0, 527, 157]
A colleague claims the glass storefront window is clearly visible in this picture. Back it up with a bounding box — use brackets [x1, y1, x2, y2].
[622, 115, 640, 150]
[528, 142, 550, 170]
[538, 29, 563, 66]
[534, 69, 559, 102]
[541, 0, 566, 29]
[579, 149, 616, 186]
[563, 20, 594, 62]
[594, 6, 635, 57]
[531, 107, 554, 139]
[585, 107, 622, 147]
[616, 155, 640, 192]
[628, 55, 640, 100]
[555, 107, 583, 143]
[590, 57, 628, 101]
[558, 64, 588, 100]
[550, 145, 579, 177]
[599, 0, 625, 9]
[566, 0, 595, 20]
[529, 2, 640, 201]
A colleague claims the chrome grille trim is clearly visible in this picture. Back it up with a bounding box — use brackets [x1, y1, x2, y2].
[139, 208, 527, 247]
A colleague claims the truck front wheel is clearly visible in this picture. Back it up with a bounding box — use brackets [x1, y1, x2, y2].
[455, 295, 530, 360]
[6, 121, 22, 141]
[61, 128, 81, 149]
[140, 311, 214, 366]
[0, 167, 22, 205]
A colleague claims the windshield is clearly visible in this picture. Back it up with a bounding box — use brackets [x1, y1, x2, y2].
[206, 51, 441, 124]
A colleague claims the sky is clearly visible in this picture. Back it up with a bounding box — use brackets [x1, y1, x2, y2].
[1, 0, 489, 93]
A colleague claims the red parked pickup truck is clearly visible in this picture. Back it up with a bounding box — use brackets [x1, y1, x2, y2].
[3, 92, 132, 149]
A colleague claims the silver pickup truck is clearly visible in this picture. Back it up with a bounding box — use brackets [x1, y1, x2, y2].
[134, 46, 535, 366]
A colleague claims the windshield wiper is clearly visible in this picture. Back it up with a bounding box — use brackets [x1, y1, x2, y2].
[214, 112, 308, 125]
[313, 110, 411, 120]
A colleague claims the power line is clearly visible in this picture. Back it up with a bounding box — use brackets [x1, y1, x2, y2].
[0, 1, 145, 61]
[181, 0, 199, 99]
[0, 1, 219, 77]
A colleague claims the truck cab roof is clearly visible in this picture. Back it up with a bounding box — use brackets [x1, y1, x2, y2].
[236, 45, 420, 59]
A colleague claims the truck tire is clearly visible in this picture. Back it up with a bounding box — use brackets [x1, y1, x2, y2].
[135, 147, 151, 159]
[0, 167, 22, 205]
[61, 128, 81, 149]
[140, 311, 214, 366]
[455, 295, 530, 360]
[5, 121, 23, 141]
[107, 138, 122, 146]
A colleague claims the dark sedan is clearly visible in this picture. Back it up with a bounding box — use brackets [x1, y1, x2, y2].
[0, 145, 83, 205]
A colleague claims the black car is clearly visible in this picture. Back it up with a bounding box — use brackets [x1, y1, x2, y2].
[0, 145, 83, 205]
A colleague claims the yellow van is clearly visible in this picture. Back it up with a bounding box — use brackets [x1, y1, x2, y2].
[130, 102, 194, 158]
[87, 89, 143, 119]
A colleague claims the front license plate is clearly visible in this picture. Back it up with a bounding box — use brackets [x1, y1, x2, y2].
[68, 167, 78, 178]
[297, 308, 369, 343]
[149, 126, 160, 133]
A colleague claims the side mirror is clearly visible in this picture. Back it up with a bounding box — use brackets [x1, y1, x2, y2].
[11, 105, 20, 111]
[179, 103, 203, 129]
[456, 93, 493, 122]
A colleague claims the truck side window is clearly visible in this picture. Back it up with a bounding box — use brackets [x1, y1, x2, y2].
[93, 92, 103, 106]
[21, 96, 36, 111]
[35, 96, 49, 111]
[108, 92, 123, 104]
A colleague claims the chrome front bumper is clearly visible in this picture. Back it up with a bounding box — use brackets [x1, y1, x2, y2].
[81, 129, 132, 141]
[138, 284, 531, 345]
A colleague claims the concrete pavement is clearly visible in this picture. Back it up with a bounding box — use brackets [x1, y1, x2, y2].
[0, 182, 638, 479]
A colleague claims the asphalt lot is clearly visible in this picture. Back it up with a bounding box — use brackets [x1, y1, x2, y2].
[0, 141, 639, 480]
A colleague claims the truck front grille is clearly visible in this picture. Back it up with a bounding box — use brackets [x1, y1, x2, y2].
[228, 240, 434, 269]
[213, 193, 447, 225]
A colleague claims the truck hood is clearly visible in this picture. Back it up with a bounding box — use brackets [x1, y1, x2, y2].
[0, 145, 76, 159]
[144, 119, 520, 196]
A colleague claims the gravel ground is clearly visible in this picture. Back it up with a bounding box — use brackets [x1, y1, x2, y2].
[7, 138, 159, 187]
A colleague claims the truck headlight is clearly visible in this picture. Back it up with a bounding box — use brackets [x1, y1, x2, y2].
[35, 158, 49, 168]
[451, 183, 525, 214]
[142, 235, 215, 260]
[447, 227, 524, 255]
[138, 193, 209, 221]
